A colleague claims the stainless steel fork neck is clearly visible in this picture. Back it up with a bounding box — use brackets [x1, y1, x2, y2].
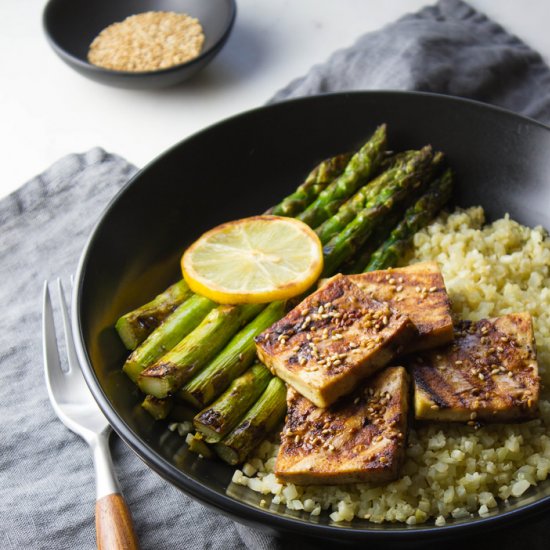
[91, 431, 121, 500]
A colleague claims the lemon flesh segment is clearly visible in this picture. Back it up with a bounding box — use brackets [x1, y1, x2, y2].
[182, 216, 324, 304]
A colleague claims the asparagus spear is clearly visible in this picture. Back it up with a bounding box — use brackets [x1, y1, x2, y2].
[344, 208, 405, 274]
[214, 377, 287, 465]
[194, 363, 272, 443]
[116, 279, 192, 350]
[123, 294, 216, 382]
[138, 303, 264, 398]
[141, 395, 174, 420]
[321, 146, 434, 277]
[268, 153, 352, 217]
[297, 125, 387, 227]
[179, 301, 286, 408]
[314, 151, 418, 244]
[365, 168, 454, 272]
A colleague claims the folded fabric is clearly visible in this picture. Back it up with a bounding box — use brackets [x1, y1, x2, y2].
[271, 0, 550, 125]
[2, 1, 549, 549]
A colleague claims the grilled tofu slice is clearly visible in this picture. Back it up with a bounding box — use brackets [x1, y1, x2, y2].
[275, 366, 409, 485]
[349, 261, 453, 352]
[412, 313, 540, 423]
[255, 274, 416, 408]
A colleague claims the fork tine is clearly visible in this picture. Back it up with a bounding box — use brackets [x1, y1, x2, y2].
[57, 278, 80, 374]
[43, 281, 65, 386]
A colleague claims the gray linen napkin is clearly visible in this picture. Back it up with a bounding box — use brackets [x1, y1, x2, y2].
[2, 1, 550, 549]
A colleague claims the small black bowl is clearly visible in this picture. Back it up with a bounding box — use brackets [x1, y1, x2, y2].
[43, 0, 236, 89]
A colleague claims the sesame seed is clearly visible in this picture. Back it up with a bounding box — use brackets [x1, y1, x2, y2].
[88, 11, 205, 72]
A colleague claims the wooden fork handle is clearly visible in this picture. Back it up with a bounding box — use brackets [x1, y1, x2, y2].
[96, 493, 140, 550]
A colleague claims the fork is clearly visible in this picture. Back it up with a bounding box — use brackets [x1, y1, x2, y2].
[43, 279, 140, 550]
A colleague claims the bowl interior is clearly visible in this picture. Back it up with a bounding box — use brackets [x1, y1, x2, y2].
[75, 92, 550, 541]
[44, 0, 235, 67]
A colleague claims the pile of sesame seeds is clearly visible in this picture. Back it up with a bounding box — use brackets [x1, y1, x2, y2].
[88, 11, 205, 72]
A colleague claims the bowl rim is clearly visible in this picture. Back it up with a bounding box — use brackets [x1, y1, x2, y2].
[72, 90, 550, 541]
[42, 0, 237, 77]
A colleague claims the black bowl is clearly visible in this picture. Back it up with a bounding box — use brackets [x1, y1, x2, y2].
[73, 91, 550, 543]
[43, 0, 236, 89]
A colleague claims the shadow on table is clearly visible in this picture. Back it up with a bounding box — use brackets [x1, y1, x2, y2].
[144, 18, 267, 97]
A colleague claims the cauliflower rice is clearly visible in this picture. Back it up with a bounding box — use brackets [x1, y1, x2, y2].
[231, 207, 550, 524]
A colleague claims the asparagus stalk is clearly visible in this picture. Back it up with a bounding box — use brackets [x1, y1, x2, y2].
[138, 303, 264, 398]
[194, 363, 272, 443]
[123, 294, 216, 382]
[141, 395, 174, 420]
[214, 377, 287, 465]
[179, 301, 286, 408]
[314, 151, 418, 244]
[364, 168, 454, 271]
[116, 279, 192, 350]
[344, 208, 405, 274]
[268, 153, 352, 217]
[297, 125, 387, 227]
[321, 146, 434, 277]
